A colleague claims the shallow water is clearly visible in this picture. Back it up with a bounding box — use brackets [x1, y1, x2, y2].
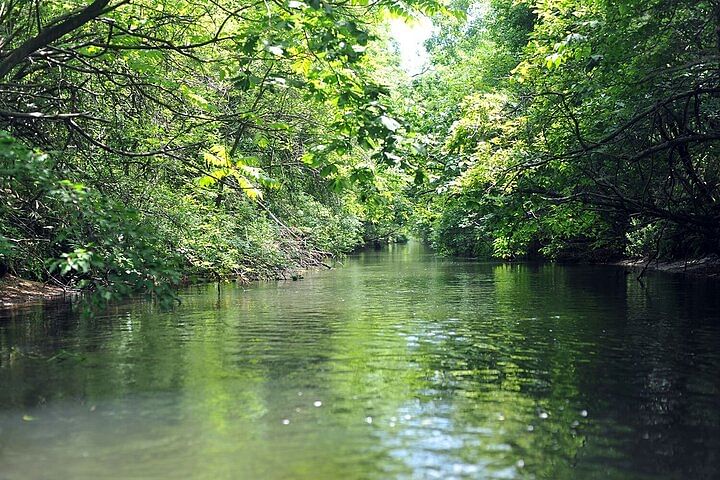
[1, 243, 719, 479]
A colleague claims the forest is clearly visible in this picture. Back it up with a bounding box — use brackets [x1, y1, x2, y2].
[1, 0, 719, 304]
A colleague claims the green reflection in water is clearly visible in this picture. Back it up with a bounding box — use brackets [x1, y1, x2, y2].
[1, 243, 719, 479]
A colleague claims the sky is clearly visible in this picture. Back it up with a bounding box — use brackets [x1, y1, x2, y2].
[389, 16, 434, 76]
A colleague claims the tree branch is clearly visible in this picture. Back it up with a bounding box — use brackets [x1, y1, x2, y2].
[0, 0, 125, 79]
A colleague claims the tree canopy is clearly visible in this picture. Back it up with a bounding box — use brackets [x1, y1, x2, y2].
[2, 0, 719, 305]
[0, 0, 442, 304]
[407, 0, 720, 261]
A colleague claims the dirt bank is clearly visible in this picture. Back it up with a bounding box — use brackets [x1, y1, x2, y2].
[0, 276, 70, 308]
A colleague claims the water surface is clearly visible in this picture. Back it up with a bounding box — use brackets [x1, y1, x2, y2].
[1, 243, 719, 479]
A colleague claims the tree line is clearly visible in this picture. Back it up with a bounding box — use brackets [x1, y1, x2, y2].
[2, 0, 719, 306]
[407, 0, 720, 261]
[0, 0, 447, 304]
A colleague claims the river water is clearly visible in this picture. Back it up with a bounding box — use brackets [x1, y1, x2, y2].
[1, 243, 719, 479]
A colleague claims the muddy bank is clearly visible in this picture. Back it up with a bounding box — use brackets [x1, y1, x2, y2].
[615, 254, 720, 277]
[0, 276, 70, 308]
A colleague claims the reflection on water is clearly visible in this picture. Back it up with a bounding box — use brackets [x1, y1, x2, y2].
[1, 242, 719, 479]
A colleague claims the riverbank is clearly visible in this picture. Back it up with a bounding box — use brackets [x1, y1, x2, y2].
[615, 254, 720, 277]
[0, 255, 331, 308]
[0, 276, 71, 308]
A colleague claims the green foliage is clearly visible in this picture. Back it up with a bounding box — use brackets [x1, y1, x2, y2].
[0, 126, 374, 304]
[406, 0, 720, 260]
[0, 132, 182, 305]
[0, 0, 437, 305]
[9, 0, 718, 305]
[276, 192, 364, 253]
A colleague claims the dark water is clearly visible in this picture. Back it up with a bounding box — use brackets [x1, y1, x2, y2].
[1, 243, 719, 479]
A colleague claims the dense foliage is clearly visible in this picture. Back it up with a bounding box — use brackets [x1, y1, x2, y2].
[407, 0, 720, 261]
[0, 0, 439, 304]
[3, 0, 720, 305]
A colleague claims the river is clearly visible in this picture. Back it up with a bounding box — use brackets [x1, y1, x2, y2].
[1, 243, 719, 479]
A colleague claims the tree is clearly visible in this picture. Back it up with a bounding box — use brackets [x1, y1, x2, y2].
[0, 0, 444, 303]
[408, 0, 720, 260]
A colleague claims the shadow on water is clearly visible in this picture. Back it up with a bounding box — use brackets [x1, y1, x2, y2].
[1, 242, 719, 479]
